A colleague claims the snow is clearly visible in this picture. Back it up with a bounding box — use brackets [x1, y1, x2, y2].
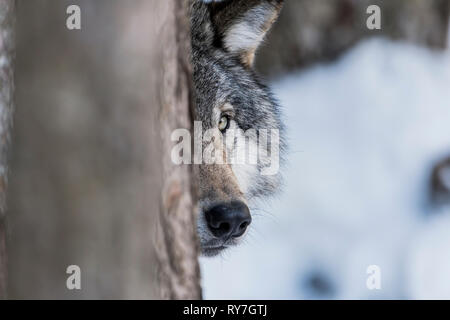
[407, 211, 450, 299]
[200, 37, 450, 299]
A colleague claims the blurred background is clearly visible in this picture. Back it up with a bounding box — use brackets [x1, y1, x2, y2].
[200, 0, 450, 299]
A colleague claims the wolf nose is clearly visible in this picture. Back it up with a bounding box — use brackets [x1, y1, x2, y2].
[205, 201, 251, 240]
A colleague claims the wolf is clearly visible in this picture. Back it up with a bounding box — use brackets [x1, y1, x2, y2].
[190, 0, 285, 256]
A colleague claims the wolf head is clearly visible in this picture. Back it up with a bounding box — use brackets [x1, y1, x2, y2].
[190, 0, 285, 256]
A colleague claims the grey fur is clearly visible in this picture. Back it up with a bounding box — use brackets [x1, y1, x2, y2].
[190, 0, 285, 256]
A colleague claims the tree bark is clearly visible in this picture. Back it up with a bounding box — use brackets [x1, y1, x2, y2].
[8, 0, 200, 299]
[0, 0, 15, 299]
[155, 0, 201, 299]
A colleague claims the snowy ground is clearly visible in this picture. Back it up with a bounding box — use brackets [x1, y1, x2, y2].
[200, 37, 450, 299]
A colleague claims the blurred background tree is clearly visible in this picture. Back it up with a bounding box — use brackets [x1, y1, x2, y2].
[0, 0, 15, 300]
[257, 0, 449, 77]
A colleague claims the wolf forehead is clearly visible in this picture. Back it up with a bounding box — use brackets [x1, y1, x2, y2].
[193, 53, 281, 131]
[191, 0, 284, 131]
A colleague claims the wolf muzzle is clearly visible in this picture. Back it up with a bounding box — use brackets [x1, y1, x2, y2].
[204, 201, 251, 241]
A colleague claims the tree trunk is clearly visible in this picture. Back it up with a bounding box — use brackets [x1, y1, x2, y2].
[7, 0, 200, 299]
[0, 0, 15, 300]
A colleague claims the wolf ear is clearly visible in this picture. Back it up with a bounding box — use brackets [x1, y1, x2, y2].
[208, 0, 284, 68]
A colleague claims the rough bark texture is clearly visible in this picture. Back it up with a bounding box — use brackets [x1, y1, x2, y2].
[7, 0, 200, 299]
[155, 0, 201, 299]
[257, 0, 450, 77]
[0, 0, 15, 300]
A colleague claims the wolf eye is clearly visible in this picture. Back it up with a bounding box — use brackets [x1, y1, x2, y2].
[218, 115, 230, 132]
